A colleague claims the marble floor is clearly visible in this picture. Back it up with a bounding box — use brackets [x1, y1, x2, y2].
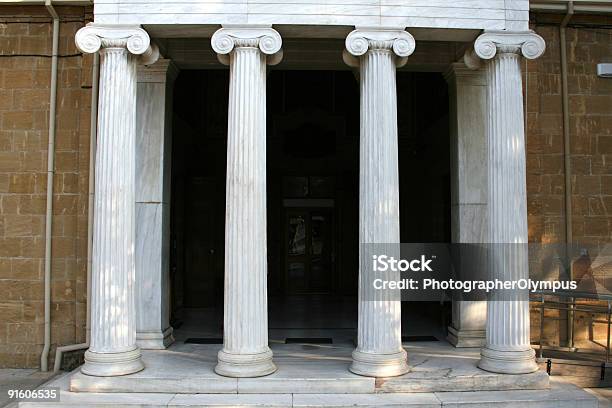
[13, 297, 608, 406]
[68, 341, 550, 394]
[10, 340, 606, 407]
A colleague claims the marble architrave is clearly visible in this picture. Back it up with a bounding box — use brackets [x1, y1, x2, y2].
[93, 1, 530, 32]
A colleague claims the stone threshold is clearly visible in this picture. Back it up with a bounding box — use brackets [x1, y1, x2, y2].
[69, 342, 550, 394]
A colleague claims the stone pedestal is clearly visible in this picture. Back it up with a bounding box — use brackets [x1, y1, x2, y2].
[472, 31, 545, 374]
[135, 59, 178, 350]
[445, 63, 488, 348]
[344, 29, 415, 378]
[74, 24, 158, 376]
[211, 26, 282, 378]
[447, 302, 486, 348]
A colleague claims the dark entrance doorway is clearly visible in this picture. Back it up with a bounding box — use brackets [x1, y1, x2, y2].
[169, 68, 450, 343]
[285, 207, 335, 294]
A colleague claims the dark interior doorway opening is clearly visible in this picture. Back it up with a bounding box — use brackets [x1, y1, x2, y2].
[169, 68, 450, 344]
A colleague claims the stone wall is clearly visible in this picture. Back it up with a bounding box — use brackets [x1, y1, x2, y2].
[527, 15, 612, 347]
[527, 15, 612, 247]
[0, 6, 91, 368]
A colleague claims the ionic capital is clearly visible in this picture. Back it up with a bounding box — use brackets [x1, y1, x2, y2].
[75, 24, 159, 65]
[462, 48, 482, 70]
[211, 26, 283, 66]
[473, 30, 546, 61]
[344, 28, 415, 68]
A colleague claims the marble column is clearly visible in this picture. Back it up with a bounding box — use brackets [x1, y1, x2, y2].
[75, 24, 158, 376]
[344, 28, 415, 378]
[135, 59, 178, 350]
[211, 26, 282, 378]
[472, 31, 545, 374]
[445, 63, 488, 348]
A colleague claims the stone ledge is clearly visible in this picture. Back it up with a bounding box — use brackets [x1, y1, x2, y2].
[21, 378, 594, 408]
[376, 369, 549, 393]
[70, 370, 238, 394]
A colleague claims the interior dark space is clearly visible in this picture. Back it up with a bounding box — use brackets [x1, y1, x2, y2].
[168, 68, 450, 343]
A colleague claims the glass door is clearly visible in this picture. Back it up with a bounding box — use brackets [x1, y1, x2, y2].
[285, 209, 334, 294]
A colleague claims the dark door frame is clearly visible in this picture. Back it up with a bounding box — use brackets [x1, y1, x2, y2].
[282, 204, 336, 295]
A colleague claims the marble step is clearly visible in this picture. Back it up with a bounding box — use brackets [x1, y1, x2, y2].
[375, 368, 549, 393]
[18, 382, 599, 408]
[19, 373, 596, 408]
[68, 345, 550, 394]
[68, 363, 551, 395]
[537, 358, 612, 388]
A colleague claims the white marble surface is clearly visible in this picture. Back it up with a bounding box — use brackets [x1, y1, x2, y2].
[237, 363, 374, 394]
[446, 326, 486, 349]
[135, 80, 167, 203]
[135, 59, 175, 350]
[447, 301, 486, 348]
[69, 344, 373, 394]
[375, 341, 548, 393]
[446, 63, 488, 349]
[18, 387, 599, 408]
[345, 28, 412, 379]
[67, 341, 552, 395]
[292, 393, 441, 407]
[212, 26, 281, 378]
[447, 64, 487, 209]
[75, 24, 150, 377]
[23, 354, 599, 408]
[450, 205, 487, 245]
[135, 203, 168, 328]
[135, 202, 174, 350]
[92, 0, 529, 32]
[71, 345, 237, 393]
[169, 394, 293, 407]
[434, 382, 597, 408]
[472, 30, 545, 375]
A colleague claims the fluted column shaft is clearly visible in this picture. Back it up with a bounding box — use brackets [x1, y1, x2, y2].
[211, 27, 282, 378]
[75, 24, 158, 377]
[344, 29, 415, 378]
[224, 45, 267, 355]
[91, 46, 137, 355]
[357, 48, 403, 366]
[471, 31, 545, 374]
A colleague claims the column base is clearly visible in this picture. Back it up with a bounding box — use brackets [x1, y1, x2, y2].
[478, 346, 539, 374]
[136, 327, 175, 350]
[81, 347, 144, 377]
[215, 348, 276, 378]
[350, 348, 409, 378]
[447, 326, 486, 348]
